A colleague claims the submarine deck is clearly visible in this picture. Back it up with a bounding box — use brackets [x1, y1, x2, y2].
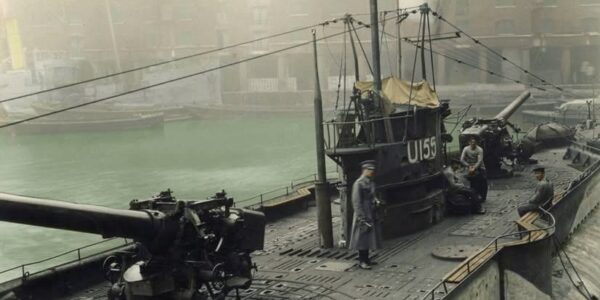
[65, 147, 580, 300]
[243, 147, 579, 300]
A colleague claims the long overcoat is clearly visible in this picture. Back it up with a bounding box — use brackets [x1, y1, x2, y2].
[349, 175, 383, 250]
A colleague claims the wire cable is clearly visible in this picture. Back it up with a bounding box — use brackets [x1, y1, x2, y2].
[552, 236, 596, 300]
[431, 9, 564, 92]
[396, 33, 548, 91]
[333, 31, 345, 111]
[381, 11, 395, 78]
[0, 26, 366, 129]
[0, 20, 344, 105]
[426, 10, 436, 89]
[349, 20, 374, 76]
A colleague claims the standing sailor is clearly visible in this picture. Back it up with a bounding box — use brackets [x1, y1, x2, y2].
[349, 160, 383, 270]
[518, 167, 554, 216]
[460, 138, 488, 202]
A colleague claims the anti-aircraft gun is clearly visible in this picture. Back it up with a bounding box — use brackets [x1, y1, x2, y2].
[459, 90, 531, 178]
[0, 190, 265, 300]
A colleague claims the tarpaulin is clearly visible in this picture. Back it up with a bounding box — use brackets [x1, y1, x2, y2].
[354, 77, 439, 114]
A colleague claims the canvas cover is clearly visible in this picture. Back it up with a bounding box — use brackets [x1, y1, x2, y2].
[558, 98, 600, 113]
[525, 122, 574, 141]
[355, 77, 439, 114]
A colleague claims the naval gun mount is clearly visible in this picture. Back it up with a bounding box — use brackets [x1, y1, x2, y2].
[459, 90, 532, 178]
[0, 190, 266, 300]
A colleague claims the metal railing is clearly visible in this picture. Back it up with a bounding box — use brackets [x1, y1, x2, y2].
[421, 207, 556, 300]
[323, 114, 412, 150]
[0, 172, 341, 285]
[235, 172, 338, 208]
[421, 136, 600, 299]
[0, 237, 130, 282]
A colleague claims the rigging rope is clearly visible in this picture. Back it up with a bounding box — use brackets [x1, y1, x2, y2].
[0, 25, 369, 129]
[348, 20, 374, 76]
[431, 9, 564, 92]
[426, 9, 436, 90]
[402, 10, 423, 143]
[0, 19, 344, 104]
[333, 31, 345, 112]
[322, 24, 343, 70]
[396, 33, 549, 91]
[342, 26, 348, 111]
[380, 11, 395, 78]
[552, 236, 596, 300]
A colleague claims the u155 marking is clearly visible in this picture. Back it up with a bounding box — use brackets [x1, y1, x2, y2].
[408, 136, 437, 163]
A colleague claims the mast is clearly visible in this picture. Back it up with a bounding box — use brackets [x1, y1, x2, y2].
[312, 31, 333, 248]
[104, 0, 122, 72]
[397, 0, 402, 77]
[370, 0, 395, 142]
[420, 4, 428, 80]
[346, 15, 360, 81]
[370, 0, 383, 98]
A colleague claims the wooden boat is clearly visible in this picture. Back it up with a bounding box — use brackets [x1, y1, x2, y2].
[8, 113, 164, 134]
[31, 103, 188, 122]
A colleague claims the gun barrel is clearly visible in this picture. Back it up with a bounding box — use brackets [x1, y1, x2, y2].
[0, 192, 163, 239]
[494, 90, 531, 121]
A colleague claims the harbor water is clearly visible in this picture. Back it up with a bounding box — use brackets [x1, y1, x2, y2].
[0, 114, 597, 297]
[0, 116, 333, 272]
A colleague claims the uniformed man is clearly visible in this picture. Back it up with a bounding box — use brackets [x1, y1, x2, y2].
[460, 138, 488, 202]
[349, 160, 383, 270]
[443, 159, 485, 214]
[518, 167, 554, 216]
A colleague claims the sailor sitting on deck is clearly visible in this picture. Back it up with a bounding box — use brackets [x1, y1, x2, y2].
[518, 167, 554, 217]
[349, 160, 383, 270]
[443, 159, 486, 215]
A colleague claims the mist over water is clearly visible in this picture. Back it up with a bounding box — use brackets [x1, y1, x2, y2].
[0, 106, 598, 295]
[0, 116, 334, 271]
[0, 0, 598, 294]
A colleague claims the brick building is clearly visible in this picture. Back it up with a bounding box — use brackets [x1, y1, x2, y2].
[3, 0, 595, 108]
[437, 0, 600, 85]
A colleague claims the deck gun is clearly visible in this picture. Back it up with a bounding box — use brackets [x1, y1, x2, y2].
[0, 190, 265, 300]
[459, 90, 531, 178]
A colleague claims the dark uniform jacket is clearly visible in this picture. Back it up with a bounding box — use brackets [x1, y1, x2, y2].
[349, 175, 383, 251]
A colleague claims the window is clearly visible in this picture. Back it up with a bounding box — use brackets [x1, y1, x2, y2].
[534, 18, 556, 33]
[66, 5, 83, 24]
[495, 0, 515, 6]
[176, 29, 195, 46]
[251, 31, 268, 52]
[253, 8, 268, 26]
[142, 4, 160, 22]
[144, 24, 160, 47]
[455, 0, 469, 16]
[217, 30, 229, 48]
[174, 1, 194, 20]
[582, 17, 600, 32]
[495, 19, 515, 34]
[456, 19, 470, 31]
[109, 1, 125, 24]
[252, 39, 268, 52]
[217, 12, 227, 25]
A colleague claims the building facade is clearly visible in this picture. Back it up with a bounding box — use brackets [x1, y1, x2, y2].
[437, 0, 600, 86]
[3, 0, 597, 108]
